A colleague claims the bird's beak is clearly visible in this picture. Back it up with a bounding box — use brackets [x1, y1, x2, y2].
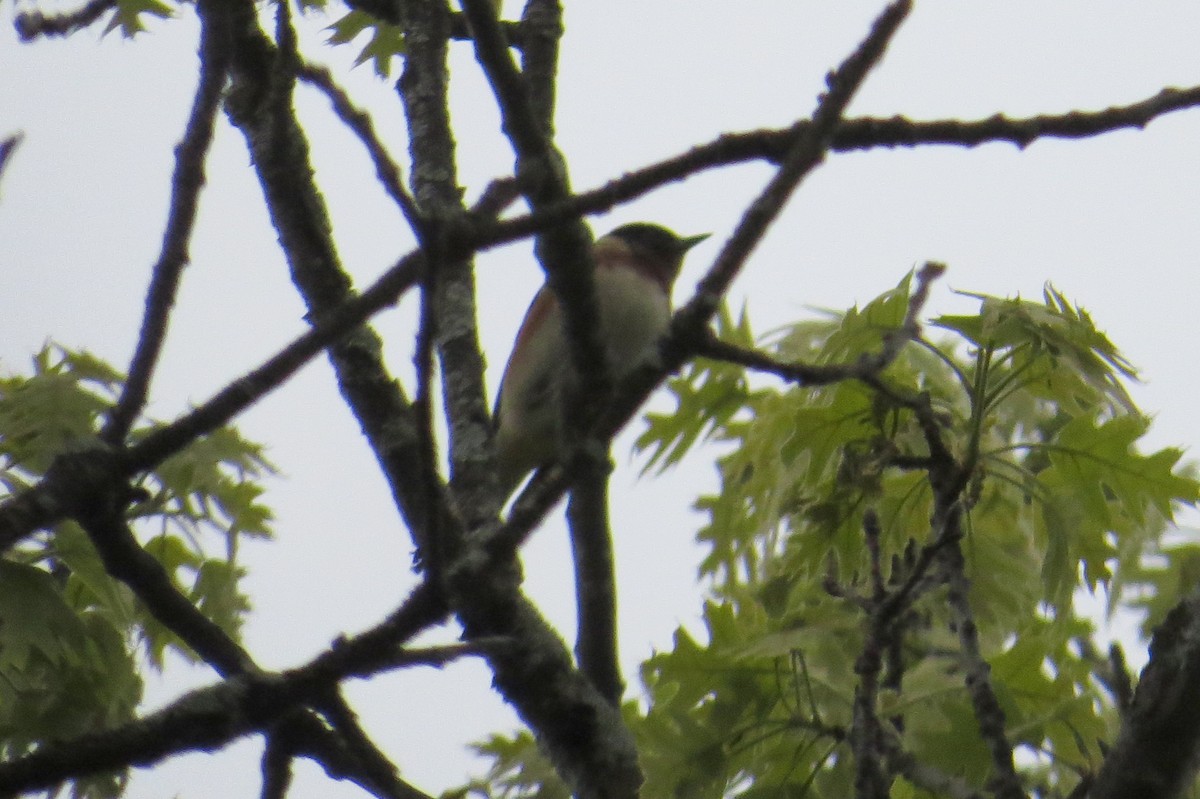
[679, 233, 711, 252]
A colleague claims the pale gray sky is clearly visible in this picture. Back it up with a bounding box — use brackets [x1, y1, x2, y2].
[3, 2, 1200, 797]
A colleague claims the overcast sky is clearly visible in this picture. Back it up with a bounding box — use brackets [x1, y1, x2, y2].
[3, 2, 1200, 797]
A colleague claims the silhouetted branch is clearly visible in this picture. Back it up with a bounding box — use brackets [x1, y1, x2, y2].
[80, 508, 255, 676]
[260, 735, 294, 799]
[1089, 586, 1200, 799]
[220, 0, 445, 560]
[0, 132, 21, 189]
[0, 582, 449, 797]
[674, 0, 913, 332]
[296, 60, 423, 232]
[567, 469, 622, 704]
[13, 0, 113, 39]
[488, 86, 1200, 242]
[103, 0, 233, 444]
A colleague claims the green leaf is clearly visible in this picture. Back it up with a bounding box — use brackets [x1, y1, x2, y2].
[0, 560, 90, 672]
[326, 10, 406, 78]
[104, 0, 174, 37]
[466, 277, 1195, 799]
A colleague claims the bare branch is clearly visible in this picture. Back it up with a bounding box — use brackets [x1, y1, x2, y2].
[0, 582, 448, 797]
[395, 0, 494, 528]
[518, 0, 562, 129]
[0, 132, 21, 189]
[832, 87, 1200, 151]
[1089, 586, 1200, 799]
[849, 510, 891, 799]
[567, 468, 622, 704]
[296, 61, 423, 233]
[102, 0, 232, 444]
[13, 0, 114, 40]
[678, 0, 912, 331]
[260, 735, 294, 799]
[221, 0, 443, 556]
[486, 86, 1200, 240]
[71, 467, 434, 798]
[79, 506, 255, 676]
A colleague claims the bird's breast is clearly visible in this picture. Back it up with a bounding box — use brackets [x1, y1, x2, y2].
[594, 264, 672, 370]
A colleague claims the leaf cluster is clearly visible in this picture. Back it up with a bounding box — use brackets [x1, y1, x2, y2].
[468, 278, 1199, 797]
[633, 279, 1198, 796]
[0, 345, 273, 797]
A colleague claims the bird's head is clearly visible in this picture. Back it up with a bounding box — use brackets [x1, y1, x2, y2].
[597, 223, 710, 292]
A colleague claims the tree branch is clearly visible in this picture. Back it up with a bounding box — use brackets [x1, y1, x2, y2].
[221, 0, 441, 558]
[80, 507, 255, 677]
[13, 0, 114, 40]
[693, 261, 944, 388]
[1089, 585, 1200, 799]
[517, 0, 561, 130]
[0, 581, 448, 797]
[0, 132, 22, 188]
[72, 469, 431, 798]
[457, 5, 644, 793]
[102, 0, 233, 444]
[296, 60, 423, 232]
[567, 466, 622, 705]
[941, 512, 1024, 799]
[395, 0, 494, 531]
[848, 510, 892, 799]
[678, 0, 912, 331]
[483, 85, 1200, 242]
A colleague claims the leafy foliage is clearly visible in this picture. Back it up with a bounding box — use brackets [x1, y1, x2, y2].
[104, 0, 174, 38]
[466, 277, 1199, 797]
[0, 345, 273, 797]
[326, 9, 406, 78]
[445, 732, 570, 799]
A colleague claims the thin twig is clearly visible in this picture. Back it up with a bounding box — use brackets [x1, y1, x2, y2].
[0, 133, 22, 189]
[14, 0, 114, 40]
[102, 0, 232, 443]
[477, 86, 1200, 245]
[296, 61, 423, 232]
[311, 691, 429, 799]
[517, 0, 561, 129]
[691, 262, 944, 388]
[678, 0, 914, 332]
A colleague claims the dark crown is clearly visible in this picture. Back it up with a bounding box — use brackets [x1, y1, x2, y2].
[607, 223, 692, 262]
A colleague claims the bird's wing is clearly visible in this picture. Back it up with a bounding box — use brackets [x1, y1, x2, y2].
[493, 285, 558, 426]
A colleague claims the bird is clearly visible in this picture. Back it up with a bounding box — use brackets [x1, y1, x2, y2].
[492, 222, 709, 497]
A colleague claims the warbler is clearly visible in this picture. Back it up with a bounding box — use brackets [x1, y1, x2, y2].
[493, 223, 709, 496]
